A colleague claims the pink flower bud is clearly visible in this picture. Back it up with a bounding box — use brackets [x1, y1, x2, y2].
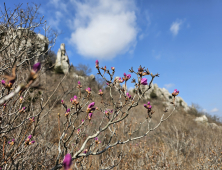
[32, 62, 41, 73]
[127, 74, 131, 79]
[141, 78, 148, 85]
[63, 153, 72, 170]
[1, 80, 5, 86]
[88, 102, 95, 109]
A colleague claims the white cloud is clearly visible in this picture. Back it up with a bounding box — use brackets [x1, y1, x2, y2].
[68, 0, 138, 60]
[210, 108, 219, 113]
[170, 20, 183, 36]
[164, 83, 175, 89]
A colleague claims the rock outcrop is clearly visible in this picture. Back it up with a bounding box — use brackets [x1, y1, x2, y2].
[55, 43, 70, 74]
[0, 27, 49, 63]
[194, 115, 222, 130]
[133, 83, 190, 111]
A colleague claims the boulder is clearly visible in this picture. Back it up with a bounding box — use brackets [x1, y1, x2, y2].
[194, 115, 208, 124]
[89, 74, 95, 81]
[140, 83, 190, 111]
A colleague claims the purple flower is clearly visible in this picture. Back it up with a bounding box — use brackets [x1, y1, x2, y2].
[9, 79, 15, 84]
[32, 62, 41, 73]
[95, 137, 98, 141]
[28, 135, 32, 139]
[141, 78, 148, 85]
[88, 102, 95, 109]
[95, 60, 99, 65]
[67, 108, 70, 112]
[88, 112, 93, 118]
[126, 92, 131, 99]
[99, 89, 102, 92]
[74, 95, 77, 100]
[61, 99, 64, 104]
[147, 101, 150, 105]
[30, 141, 35, 144]
[22, 107, 26, 110]
[70, 98, 73, 102]
[118, 77, 124, 83]
[172, 89, 179, 96]
[78, 81, 81, 85]
[106, 82, 110, 86]
[82, 119, 84, 123]
[83, 149, 88, 154]
[8, 139, 15, 145]
[63, 153, 72, 170]
[1, 80, 5, 86]
[123, 73, 127, 77]
[86, 87, 91, 92]
[148, 105, 152, 109]
[126, 74, 131, 79]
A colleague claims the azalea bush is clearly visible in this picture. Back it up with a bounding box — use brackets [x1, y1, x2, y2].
[0, 3, 181, 170]
[0, 57, 180, 169]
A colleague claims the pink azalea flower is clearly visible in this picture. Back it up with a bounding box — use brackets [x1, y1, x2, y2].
[86, 87, 91, 92]
[88, 113, 93, 119]
[73, 95, 77, 101]
[126, 92, 132, 99]
[32, 62, 41, 73]
[126, 74, 131, 79]
[1, 80, 5, 86]
[61, 100, 64, 104]
[29, 141, 35, 145]
[172, 89, 179, 96]
[88, 102, 95, 109]
[63, 153, 72, 170]
[141, 78, 148, 85]
[78, 81, 81, 85]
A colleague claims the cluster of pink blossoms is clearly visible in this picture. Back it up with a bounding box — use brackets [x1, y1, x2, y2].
[24, 135, 35, 145]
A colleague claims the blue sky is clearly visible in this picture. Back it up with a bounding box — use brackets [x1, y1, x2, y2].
[2, 0, 222, 117]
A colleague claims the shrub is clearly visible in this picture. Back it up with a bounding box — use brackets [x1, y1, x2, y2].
[150, 90, 158, 99]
